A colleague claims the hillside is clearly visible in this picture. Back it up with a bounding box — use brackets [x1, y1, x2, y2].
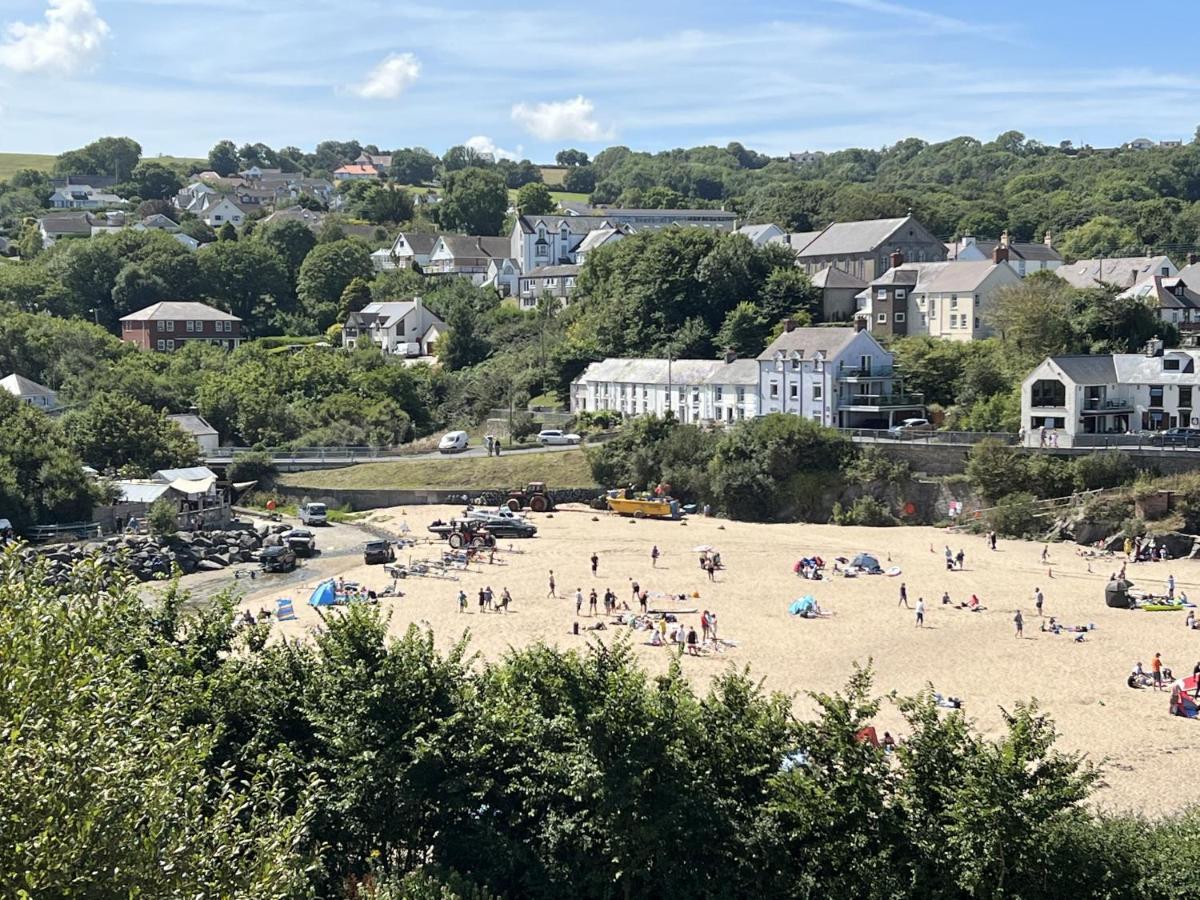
[0, 152, 205, 180]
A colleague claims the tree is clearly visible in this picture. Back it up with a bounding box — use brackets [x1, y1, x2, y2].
[715, 301, 769, 357]
[217, 221, 238, 242]
[147, 497, 179, 535]
[296, 240, 374, 330]
[441, 144, 486, 172]
[348, 183, 414, 224]
[207, 140, 240, 177]
[390, 148, 439, 184]
[555, 149, 589, 167]
[259, 219, 317, 285]
[55, 136, 142, 180]
[562, 165, 596, 194]
[988, 275, 1077, 358]
[500, 159, 542, 188]
[759, 266, 820, 323]
[437, 303, 491, 370]
[1059, 215, 1137, 260]
[515, 182, 554, 215]
[197, 241, 291, 334]
[0, 261, 69, 313]
[127, 160, 183, 200]
[63, 393, 198, 475]
[16, 220, 44, 261]
[438, 168, 508, 235]
[338, 277, 373, 320]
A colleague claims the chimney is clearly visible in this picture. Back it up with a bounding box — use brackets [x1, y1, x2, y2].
[854, 315, 867, 333]
[1189, 253, 1199, 266]
[1145, 335, 1165, 358]
[1044, 230, 1054, 248]
[783, 318, 796, 333]
[889, 249, 904, 269]
[962, 235, 976, 247]
[992, 243, 1009, 264]
[723, 348, 737, 364]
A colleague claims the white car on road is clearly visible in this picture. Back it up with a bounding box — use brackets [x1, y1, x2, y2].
[537, 429, 581, 446]
[438, 431, 470, 453]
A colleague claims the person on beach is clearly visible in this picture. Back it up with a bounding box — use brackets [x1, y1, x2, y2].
[1035, 588, 1044, 617]
[639, 590, 649, 613]
[575, 588, 584, 616]
[458, 589, 467, 613]
[1168, 574, 1177, 601]
[705, 558, 716, 582]
[478, 588, 486, 614]
[915, 598, 925, 627]
[588, 588, 598, 615]
[1153, 652, 1166, 691]
[651, 545, 660, 567]
[942, 591, 951, 605]
[701, 610, 711, 642]
[484, 586, 494, 610]
[1041, 545, 1050, 564]
[899, 582, 909, 608]
[687, 627, 699, 655]
[956, 549, 965, 570]
[1014, 609, 1024, 638]
[631, 580, 640, 605]
[591, 552, 599, 576]
[547, 570, 556, 598]
[500, 587, 512, 613]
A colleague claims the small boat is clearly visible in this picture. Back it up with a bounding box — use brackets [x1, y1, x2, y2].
[604, 489, 682, 520]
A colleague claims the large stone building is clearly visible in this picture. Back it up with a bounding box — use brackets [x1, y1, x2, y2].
[787, 215, 947, 282]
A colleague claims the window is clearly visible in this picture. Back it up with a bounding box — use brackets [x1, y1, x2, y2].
[929, 300, 936, 314]
[186, 320, 195, 332]
[791, 358, 800, 371]
[1164, 358, 1181, 371]
[974, 294, 981, 306]
[1163, 266, 1172, 276]
[950, 296, 959, 309]
[166, 320, 174, 332]
[895, 312, 906, 323]
[974, 318, 980, 329]
[896, 288, 907, 299]
[715, 386, 723, 401]
[1031, 379, 1066, 407]
[876, 288, 887, 300]
[770, 383, 779, 399]
[876, 313, 888, 323]
[166, 339, 175, 350]
[1150, 386, 1164, 408]
[812, 384, 822, 401]
[789, 383, 798, 399]
[156, 339, 165, 350]
[213, 215, 222, 222]
[1181, 386, 1193, 409]
[737, 387, 745, 401]
[157, 320, 165, 332]
[948, 314, 957, 328]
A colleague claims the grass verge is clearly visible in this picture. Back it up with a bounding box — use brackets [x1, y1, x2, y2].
[279, 448, 597, 490]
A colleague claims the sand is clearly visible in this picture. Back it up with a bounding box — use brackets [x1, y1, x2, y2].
[232, 504, 1200, 816]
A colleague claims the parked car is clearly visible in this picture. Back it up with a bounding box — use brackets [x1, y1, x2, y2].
[462, 513, 538, 539]
[438, 431, 469, 453]
[888, 418, 933, 437]
[260, 545, 297, 573]
[537, 429, 581, 446]
[299, 502, 328, 526]
[363, 539, 396, 565]
[1157, 427, 1200, 447]
[282, 528, 317, 557]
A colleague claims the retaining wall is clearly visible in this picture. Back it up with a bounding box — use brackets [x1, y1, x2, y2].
[275, 484, 601, 511]
[876, 442, 1200, 477]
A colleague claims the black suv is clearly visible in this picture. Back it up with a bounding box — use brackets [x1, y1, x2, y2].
[260, 545, 298, 573]
[363, 539, 396, 564]
[1158, 427, 1200, 448]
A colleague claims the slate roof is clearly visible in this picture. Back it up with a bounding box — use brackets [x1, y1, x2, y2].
[1055, 256, 1173, 289]
[1048, 355, 1118, 384]
[577, 358, 759, 386]
[521, 264, 580, 278]
[969, 239, 1062, 263]
[810, 266, 868, 290]
[167, 413, 218, 437]
[1120, 276, 1200, 310]
[577, 227, 623, 253]
[518, 214, 620, 235]
[120, 302, 241, 322]
[153, 466, 218, 483]
[392, 232, 440, 255]
[795, 217, 915, 258]
[757, 327, 859, 361]
[0, 373, 56, 398]
[39, 213, 93, 235]
[778, 230, 822, 252]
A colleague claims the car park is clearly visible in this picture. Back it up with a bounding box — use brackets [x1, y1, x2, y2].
[363, 539, 396, 564]
[536, 429, 581, 446]
[438, 431, 469, 453]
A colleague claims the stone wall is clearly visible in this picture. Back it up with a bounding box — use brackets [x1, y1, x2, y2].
[275, 484, 601, 511]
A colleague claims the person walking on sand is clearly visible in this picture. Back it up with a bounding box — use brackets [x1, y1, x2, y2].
[547, 570, 556, 598]
[1168, 573, 1177, 601]
[705, 558, 716, 582]
[915, 598, 925, 627]
[1014, 609, 1024, 638]
[631, 579, 640, 605]
[478, 588, 486, 614]
[1041, 545, 1050, 565]
[500, 587, 512, 613]
[651, 545, 660, 567]
[575, 588, 583, 616]
[639, 589, 648, 614]
[956, 548, 965, 570]
[588, 588, 598, 616]
[1153, 652, 1166, 691]
[591, 552, 599, 576]
[898, 582, 909, 608]
[458, 589, 467, 613]
[484, 585, 494, 610]
[701, 610, 711, 642]
[687, 627, 699, 656]
[1035, 587, 1044, 617]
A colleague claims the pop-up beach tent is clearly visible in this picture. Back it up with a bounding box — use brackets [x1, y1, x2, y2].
[851, 553, 882, 573]
[308, 580, 336, 608]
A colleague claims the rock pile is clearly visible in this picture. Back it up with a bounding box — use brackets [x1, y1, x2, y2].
[22, 521, 293, 583]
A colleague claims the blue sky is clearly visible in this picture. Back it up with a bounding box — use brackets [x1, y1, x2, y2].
[1, 0, 1198, 160]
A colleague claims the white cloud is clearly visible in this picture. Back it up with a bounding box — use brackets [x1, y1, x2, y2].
[353, 52, 420, 100]
[464, 135, 521, 162]
[511, 95, 613, 142]
[0, 0, 109, 75]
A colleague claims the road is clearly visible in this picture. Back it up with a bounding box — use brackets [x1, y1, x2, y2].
[206, 441, 587, 468]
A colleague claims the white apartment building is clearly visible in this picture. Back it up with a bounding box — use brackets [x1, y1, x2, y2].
[571, 356, 760, 425]
[1020, 342, 1200, 447]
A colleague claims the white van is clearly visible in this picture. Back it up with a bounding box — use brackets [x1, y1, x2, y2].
[299, 502, 328, 526]
[438, 431, 469, 453]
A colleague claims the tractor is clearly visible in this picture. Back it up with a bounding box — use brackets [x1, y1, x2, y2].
[505, 481, 555, 513]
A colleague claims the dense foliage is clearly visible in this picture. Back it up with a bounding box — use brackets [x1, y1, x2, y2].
[6, 555, 1200, 897]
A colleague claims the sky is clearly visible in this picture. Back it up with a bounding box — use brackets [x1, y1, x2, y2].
[0, 0, 1198, 160]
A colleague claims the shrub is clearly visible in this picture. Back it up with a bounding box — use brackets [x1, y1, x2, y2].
[832, 495, 898, 527]
[147, 498, 179, 535]
[965, 439, 1028, 502]
[227, 450, 278, 488]
[988, 491, 1040, 537]
[1072, 451, 1136, 491]
[842, 447, 911, 487]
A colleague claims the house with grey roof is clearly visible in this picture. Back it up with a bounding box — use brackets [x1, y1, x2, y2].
[809, 266, 868, 321]
[757, 324, 921, 428]
[736, 223, 786, 246]
[1020, 342, 1200, 447]
[427, 235, 515, 284]
[38, 212, 94, 246]
[571, 354, 760, 425]
[342, 298, 446, 357]
[857, 252, 1021, 342]
[167, 413, 220, 455]
[792, 215, 947, 282]
[946, 232, 1063, 276]
[1054, 255, 1176, 290]
[573, 226, 624, 266]
[1118, 275, 1200, 342]
[1, 373, 58, 410]
[48, 184, 128, 210]
[372, 232, 440, 271]
[509, 213, 631, 272]
[517, 264, 580, 308]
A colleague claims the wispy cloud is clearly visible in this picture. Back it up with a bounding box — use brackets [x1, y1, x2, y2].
[823, 0, 1005, 38]
[0, 0, 110, 75]
[352, 52, 420, 100]
[464, 135, 521, 161]
[511, 95, 613, 142]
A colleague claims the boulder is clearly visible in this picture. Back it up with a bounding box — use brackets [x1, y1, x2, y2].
[197, 559, 225, 571]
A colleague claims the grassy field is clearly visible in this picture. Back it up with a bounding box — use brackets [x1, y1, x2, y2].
[0, 152, 206, 181]
[506, 188, 591, 206]
[540, 166, 567, 186]
[279, 448, 597, 490]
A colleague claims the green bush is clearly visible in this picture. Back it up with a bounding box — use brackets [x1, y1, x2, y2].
[987, 491, 1040, 537]
[841, 446, 912, 487]
[146, 497, 179, 535]
[1071, 451, 1136, 491]
[226, 450, 278, 488]
[832, 495, 898, 526]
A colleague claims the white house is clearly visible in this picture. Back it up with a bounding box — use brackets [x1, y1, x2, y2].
[516, 264, 579, 308]
[1118, 275, 1200, 340]
[1055, 255, 1176, 290]
[736, 223, 785, 246]
[1, 373, 58, 410]
[371, 232, 440, 271]
[427, 235, 512, 284]
[571, 355, 760, 425]
[946, 232, 1063, 276]
[1019, 342, 1200, 447]
[200, 196, 248, 229]
[573, 227, 624, 266]
[167, 413, 220, 455]
[483, 256, 521, 297]
[757, 325, 921, 428]
[510, 214, 631, 273]
[342, 299, 446, 357]
[857, 255, 1022, 342]
[48, 185, 127, 209]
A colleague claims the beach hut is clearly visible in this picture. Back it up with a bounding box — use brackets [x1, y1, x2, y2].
[308, 580, 336, 608]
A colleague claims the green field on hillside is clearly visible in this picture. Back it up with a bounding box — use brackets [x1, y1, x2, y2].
[540, 166, 567, 185]
[0, 152, 206, 181]
[506, 188, 590, 206]
[279, 448, 597, 490]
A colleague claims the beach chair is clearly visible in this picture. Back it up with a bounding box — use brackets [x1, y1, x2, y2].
[275, 598, 298, 621]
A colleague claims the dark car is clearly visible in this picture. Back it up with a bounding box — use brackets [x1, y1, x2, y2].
[260, 545, 298, 573]
[1158, 427, 1200, 448]
[363, 539, 396, 565]
[466, 515, 538, 539]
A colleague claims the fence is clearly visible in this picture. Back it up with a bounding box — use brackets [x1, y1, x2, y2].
[27, 522, 103, 543]
[839, 428, 1019, 446]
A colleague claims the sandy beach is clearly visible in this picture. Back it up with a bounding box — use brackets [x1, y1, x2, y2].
[228, 504, 1200, 815]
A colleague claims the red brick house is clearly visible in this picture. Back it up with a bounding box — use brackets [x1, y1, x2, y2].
[120, 302, 242, 352]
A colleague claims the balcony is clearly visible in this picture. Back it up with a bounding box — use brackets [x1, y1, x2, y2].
[1080, 399, 1133, 415]
[841, 392, 925, 410]
[836, 365, 897, 381]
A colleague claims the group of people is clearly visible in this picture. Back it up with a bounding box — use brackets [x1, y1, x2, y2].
[457, 585, 514, 613]
[943, 546, 966, 571]
[482, 435, 503, 457]
[1124, 535, 1171, 563]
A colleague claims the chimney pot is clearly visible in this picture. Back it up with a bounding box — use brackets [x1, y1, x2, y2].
[889, 249, 904, 269]
[1000, 230, 1010, 249]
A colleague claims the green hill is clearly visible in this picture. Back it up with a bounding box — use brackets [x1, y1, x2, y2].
[0, 152, 205, 181]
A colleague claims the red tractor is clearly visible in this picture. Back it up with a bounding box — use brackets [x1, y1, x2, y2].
[505, 482, 555, 513]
